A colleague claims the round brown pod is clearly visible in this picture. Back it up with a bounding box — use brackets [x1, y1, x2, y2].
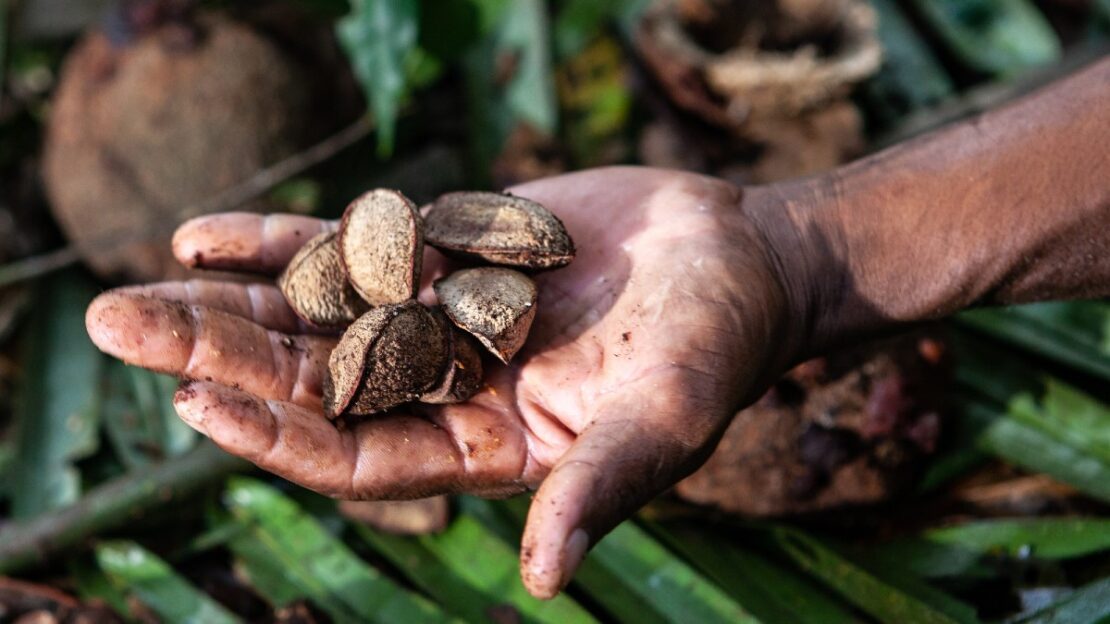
[420, 312, 485, 404]
[42, 12, 314, 283]
[434, 267, 537, 364]
[424, 192, 575, 269]
[324, 301, 449, 418]
[278, 232, 368, 328]
[338, 190, 424, 307]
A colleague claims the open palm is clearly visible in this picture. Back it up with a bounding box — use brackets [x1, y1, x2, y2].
[86, 167, 794, 598]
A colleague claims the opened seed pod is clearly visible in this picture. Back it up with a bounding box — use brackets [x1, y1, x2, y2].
[424, 192, 575, 269]
[324, 301, 449, 418]
[434, 267, 537, 364]
[338, 189, 423, 306]
[278, 232, 368, 328]
[420, 312, 484, 404]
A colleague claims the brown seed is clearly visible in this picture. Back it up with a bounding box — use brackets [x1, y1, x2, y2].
[424, 191, 575, 269]
[338, 189, 424, 306]
[324, 301, 449, 418]
[434, 267, 537, 364]
[420, 311, 484, 404]
[278, 232, 368, 328]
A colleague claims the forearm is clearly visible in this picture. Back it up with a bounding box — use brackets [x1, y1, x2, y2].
[755, 57, 1110, 356]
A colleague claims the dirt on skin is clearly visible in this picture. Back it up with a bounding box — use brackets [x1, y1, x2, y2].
[677, 332, 949, 516]
[338, 189, 424, 307]
[324, 301, 449, 418]
[278, 232, 368, 328]
[43, 12, 315, 283]
[424, 192, 575, 270]
[434, 267, 538, 364]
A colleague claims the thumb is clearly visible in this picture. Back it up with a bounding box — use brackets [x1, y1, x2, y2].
[519, 405, 715, 599]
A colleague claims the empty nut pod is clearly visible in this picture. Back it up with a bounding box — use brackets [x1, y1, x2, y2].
[424, 191, 575, 269]
[278, 232, 369, 328]
[324, 301, 449, 418]
[338, 189, 424, 306]
[434, 267, 538, 364]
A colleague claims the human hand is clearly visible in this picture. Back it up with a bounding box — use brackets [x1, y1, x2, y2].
[86, 166, 803, 598]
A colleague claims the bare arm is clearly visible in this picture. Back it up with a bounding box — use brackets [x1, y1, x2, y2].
[751, 57, 1110, 357]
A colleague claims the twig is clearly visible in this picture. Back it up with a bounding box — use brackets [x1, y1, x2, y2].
[0, 442, 249, 574]
[0, 115, 374, 289]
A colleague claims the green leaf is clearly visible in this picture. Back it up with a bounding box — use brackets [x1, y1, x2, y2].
[223, 477, 454, 623]
[357, 513, 596, 623]
[1008, 381, 1110, 465]
[773, 528, 979, 624]
[8, 270, 102, 517]
[910, 0, 1061, 77]
[927, 518, 1110, 560]
[497, 0, 557, 134]
[959, 303, 1110, 381]
[649, 522, 858, 624]
[1014, 577, 1110, 624]
[553, 0, 612, 59]
[103, 363, 197, 469]
[96, 540, 242, 624]
[492, 497, 757, 623]
[337, 0, 420, 156]
[70, 556, 136, 622]
[860, 0, 954, 126]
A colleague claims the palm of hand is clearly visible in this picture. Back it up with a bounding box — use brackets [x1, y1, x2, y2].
[86, 167, 788, 598]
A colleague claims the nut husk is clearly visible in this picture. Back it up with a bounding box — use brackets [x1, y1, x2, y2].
[424, 192, 575, 269]
[278, 232, 368, 328]
[434, 267, 537, 364]
[324, 301, 449, 418]
[420, 313, 485, 404]
[338, 189, 424, 307]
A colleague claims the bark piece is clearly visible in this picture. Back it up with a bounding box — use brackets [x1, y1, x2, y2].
[278, 232, 368, 328]
[434, 268, 537, 364]
[324, 301, 449, 418]
[420, 314, 485, 404]
[424, 192, 575, 270]
[338, 189, 424, 307]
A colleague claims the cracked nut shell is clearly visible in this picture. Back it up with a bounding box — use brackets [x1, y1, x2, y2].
[338, 189, 424, 307]
[324, 301, 449, 418]
[420, 312, 485, 404]
[434, 267, 537, 364]
[278, 232, 368, 328]
[424, 191, 574, 269]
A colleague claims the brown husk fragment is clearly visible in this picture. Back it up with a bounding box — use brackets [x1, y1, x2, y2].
[338, 496, 450, 535]
[420, 314, 485, 404]
[424, 192, 575, 269]
[42, 12, 314, 283]
[278, 232, 368, 328]
[338, 189, 424, 306]
[324, 301, 449, 418]
[676, 332, 949, 516]
[434, 268, 537, 364]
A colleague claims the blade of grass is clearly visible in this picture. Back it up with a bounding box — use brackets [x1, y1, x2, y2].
[492, 497, 759, 623]
[927, 518, 1110, 560]
[648, 522, 858, 624]
[8, 270, 102, 517]
[356, 514, 596, 623]
[1013, 576, 1110, 624]
[959, 303, 1110, 380]
[96, 540, 242, 624]
[773, 528, 979, 624]
[223, 477, 454, 623]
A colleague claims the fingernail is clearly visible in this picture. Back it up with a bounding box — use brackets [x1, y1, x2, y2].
[560, 529, 590, 591]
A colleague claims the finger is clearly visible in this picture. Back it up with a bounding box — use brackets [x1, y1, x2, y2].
[174, 381, 356, 495]
[113, 280, 328, 334]
[519, 391, 720, 599]
[174, 381, 478, 500]
[173, 213, 336, 275]
[87, 292, 334, 408]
